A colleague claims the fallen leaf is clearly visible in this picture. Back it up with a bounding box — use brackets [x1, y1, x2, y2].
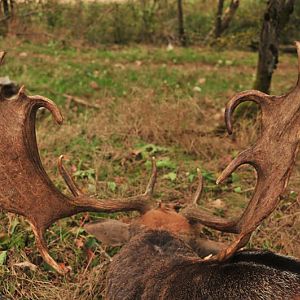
[198, 78, 206, 85]
[135, 60, 142, 66]
[75, 238, 84, 249]
[193, 86, 202, 93]
[167, 43, 174, 51]
[114, 63, 125, 69]
[14, 261, 37, 271]
[71, 164, 77, 172]
[58, 262, 72, 273]
[90, 81, 99, 90]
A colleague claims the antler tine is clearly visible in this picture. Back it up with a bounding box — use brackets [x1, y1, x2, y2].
[59, 155, 157, 199]
[68, 157, 158, 214]
[181, 206, 237, 233]
[30, 223, 68, 274]
[27, 94, 64, 125]
[183, 42, 300, 262]
[180, 170, 237, 232]
[216, 149, 256, 184]
[60, 155, 157, 202]
[144, 157, 157, 196]
[225, 90, 272, 134]
[14, 86, 64, 125]
[58, 155, 83, 197]
[192, 168, 203, 205]
[296, 41, 300, 85]
[0, 49, 159, 274]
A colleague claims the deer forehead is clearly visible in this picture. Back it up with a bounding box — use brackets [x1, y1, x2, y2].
[137, 208, 191, 234]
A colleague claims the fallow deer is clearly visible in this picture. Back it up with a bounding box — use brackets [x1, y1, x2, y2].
[0, 42, 299, 299]
[85, 164, 300, 299]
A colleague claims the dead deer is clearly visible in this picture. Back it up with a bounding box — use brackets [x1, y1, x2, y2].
[91, 233, 300, 299]
[85, 165, 300, 299]
[0, 42, 299, 298]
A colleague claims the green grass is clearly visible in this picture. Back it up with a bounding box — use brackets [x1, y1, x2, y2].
[0, 38, 299, 299]
[2, 40, 296, 105]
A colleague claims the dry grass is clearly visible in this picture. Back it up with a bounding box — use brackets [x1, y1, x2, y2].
[0, 37, 299, 299]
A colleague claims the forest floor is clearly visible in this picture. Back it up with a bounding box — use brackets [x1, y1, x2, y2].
[0, 37, 299, 299]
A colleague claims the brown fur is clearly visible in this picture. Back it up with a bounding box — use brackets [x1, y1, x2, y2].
[137, 207, 191, 235]
[106, 230, 300, 300]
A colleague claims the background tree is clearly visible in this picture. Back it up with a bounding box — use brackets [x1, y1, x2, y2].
[177, 0, 187, 46]
[254, 0, 295, 93]
[1, 0, 14, 18]
[214, 0, 240, 39]
[139, 0, 159, 42]
[0, 0, 15, 37]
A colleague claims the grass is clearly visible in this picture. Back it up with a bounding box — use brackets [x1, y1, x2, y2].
[0, 37, 299, 299]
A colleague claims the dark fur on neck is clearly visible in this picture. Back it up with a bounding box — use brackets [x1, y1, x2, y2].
[228, 249, 300, 275]
[107, 230, 300, 300]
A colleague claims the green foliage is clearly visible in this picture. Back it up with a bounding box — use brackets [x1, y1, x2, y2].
[74, 168, 96, 181]
[0, 251, 7, 266]
[6, 0, 300, 48]
[163, 172, 177, 182]
[107, 181, 117, 192]
[135, 143, 168, 159]
[233, 186, 242, 193]
[156, 158, 177, 170]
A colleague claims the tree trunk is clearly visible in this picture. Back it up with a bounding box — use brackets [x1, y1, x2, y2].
[215, 0, 224, 38]
[214, 0, 239, 39]
[10, 0, 14, 17]
[254, 0, 295, 93]
[177, 0, 187, 46]
[2, 0, 9, 17]
[221, 0, 240, 33]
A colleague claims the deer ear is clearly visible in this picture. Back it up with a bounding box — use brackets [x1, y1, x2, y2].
[189, 238, 226, 257]
[84, 219, 131, 247]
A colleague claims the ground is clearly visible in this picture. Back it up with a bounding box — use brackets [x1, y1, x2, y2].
[0, 37, 299, 299]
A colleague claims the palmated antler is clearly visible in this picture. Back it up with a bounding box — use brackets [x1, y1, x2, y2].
[0, 53, 157, 273]
[182, 41, 300, 261]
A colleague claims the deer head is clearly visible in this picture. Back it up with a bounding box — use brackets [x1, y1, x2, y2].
[0, 50, 223, 273]
[84, 168, 225, 258]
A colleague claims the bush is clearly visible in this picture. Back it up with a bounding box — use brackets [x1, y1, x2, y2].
[1, 0, 299, 48]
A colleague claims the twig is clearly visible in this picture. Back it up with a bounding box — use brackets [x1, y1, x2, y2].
[44, 87, 101, 110]
[64, 94, 101, 110]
